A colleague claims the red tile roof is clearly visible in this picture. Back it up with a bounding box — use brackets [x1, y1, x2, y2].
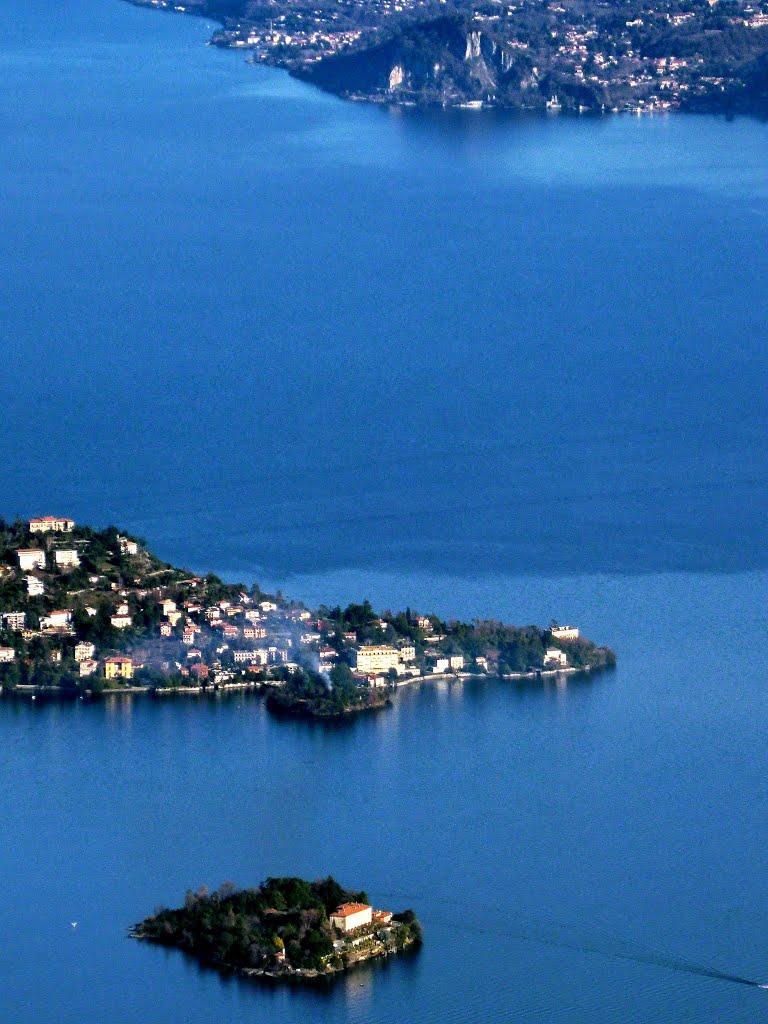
[332, 903, 371, 917]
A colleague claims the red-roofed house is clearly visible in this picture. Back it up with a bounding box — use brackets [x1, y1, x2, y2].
[29, 517, 75, 534]
[104, 656, 134, 680]
[329, 903, 373, 933]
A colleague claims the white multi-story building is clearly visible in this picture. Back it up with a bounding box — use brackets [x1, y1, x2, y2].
[550, 625, 579, 641]
[29, 517, 75, 534]
[330, 903, 373, 933]
[74, 642, 96, 662]
[40, 610, 72, 630]
[2, 612, 26, 631]
[233, 649, 269, 665]
[18, 549, 45, 571]
[0, 647, 16, 663]
[55, 549, 80, 568]
[449, 655, 465, 670]
[25, 576, 44, 596]
[117, 536, 139, 556]
[398, 643, 416, 663]
[79, 659, 98, 677]
[354, 645, 400, 673]
[111, 614, 132, 629]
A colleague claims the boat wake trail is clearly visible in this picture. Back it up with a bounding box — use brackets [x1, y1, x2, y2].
[512, 920, 761, 988]
[379, 890, 764, 989]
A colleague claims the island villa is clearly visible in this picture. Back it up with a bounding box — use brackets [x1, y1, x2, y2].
[550, 625, 579, 641]
[329, 902, 393, 933]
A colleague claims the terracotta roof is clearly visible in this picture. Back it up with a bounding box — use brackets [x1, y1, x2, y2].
[105, 656, 133, 664]
[332, 903, 371, 917]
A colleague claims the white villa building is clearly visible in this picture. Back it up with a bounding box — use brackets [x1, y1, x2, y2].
[74, 642, 96, 662]
[54, 549, 80, 568]
[117, 536, 139, 556]
[550, 625, 579, 641]
[354, 645, 401, 673]
[40, 610, 72, 630]
[544, 648, 568, 667]
[29, 517, 75, 534]
[330, 903, 373, 933]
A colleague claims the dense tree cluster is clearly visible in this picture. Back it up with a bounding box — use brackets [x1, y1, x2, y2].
[135, 877, 420, 974]
[267, 663, 388, 717]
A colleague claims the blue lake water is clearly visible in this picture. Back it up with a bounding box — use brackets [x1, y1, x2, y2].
[2, 1, 768, 1022]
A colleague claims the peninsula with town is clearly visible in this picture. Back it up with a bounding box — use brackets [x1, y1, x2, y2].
[132, 877, 421, 981]
[0, 516, 615, 715]
[127, 0, 768, 114]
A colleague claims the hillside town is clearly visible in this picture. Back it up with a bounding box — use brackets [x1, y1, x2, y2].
[128, 0, 768, 114]
[0, 517, 614, 699]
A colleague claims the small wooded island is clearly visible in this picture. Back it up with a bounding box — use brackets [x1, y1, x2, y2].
[132, 877, 421, 981]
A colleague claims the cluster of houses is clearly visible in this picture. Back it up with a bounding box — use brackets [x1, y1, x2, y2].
[0, 516, 581, 688]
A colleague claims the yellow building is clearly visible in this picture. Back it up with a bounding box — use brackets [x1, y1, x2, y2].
[104, 656, 134, 680]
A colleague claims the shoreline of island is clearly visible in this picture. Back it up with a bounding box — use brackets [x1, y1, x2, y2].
[3, 663, 593, 702]
[0, 515, 616, 719]
[131, 877, 422, 983]
[124, 0, 768, 120]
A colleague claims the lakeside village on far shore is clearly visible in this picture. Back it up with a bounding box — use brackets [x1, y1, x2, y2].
[128, 0, 768, 117]
[133, 876, 422, 981]
[0, 517, 615, 716]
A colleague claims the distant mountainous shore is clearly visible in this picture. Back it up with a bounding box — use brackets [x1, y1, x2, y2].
[128, 0, 768, 115]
